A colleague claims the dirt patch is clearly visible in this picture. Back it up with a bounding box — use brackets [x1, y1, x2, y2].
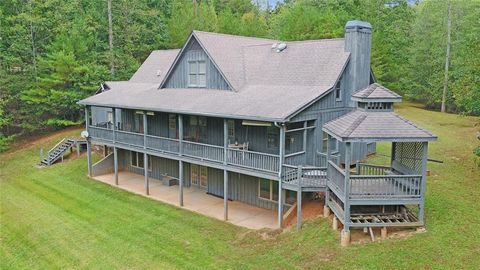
[285, 194, 324, 228]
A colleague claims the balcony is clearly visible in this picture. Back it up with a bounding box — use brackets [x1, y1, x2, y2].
[88, 125, 280, 175]
[327, 161, 423, 204]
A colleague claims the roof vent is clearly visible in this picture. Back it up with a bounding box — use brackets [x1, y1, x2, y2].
[276, 43, 287, 53]
[156, 70, 161, 77]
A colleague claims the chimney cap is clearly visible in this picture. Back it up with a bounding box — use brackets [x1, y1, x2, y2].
[345, 20, 372, 30]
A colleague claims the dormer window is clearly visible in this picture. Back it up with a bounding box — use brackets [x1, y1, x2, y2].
[188, 60, 207, 87]
[335, 80, 342, 101]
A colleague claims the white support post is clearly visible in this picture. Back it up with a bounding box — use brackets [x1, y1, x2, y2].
[303, 121, 308, 163]
[419, 142, 429, 224]
[296, 166, 303, 231]
[178, 114, 184, 207]
[324, 134, 331, 208]
[278, 124, 286, 228]
[223, 119, 228, 221]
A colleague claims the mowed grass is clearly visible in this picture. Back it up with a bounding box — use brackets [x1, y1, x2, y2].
[1, 104, 479, 269]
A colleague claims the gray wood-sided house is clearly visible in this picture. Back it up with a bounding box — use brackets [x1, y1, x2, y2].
[79, 20, 436, 245]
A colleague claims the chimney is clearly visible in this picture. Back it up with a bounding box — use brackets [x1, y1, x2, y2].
[344, 20, 372, 107]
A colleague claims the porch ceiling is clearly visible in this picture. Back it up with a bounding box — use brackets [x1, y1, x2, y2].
[93, 172, 277, 230]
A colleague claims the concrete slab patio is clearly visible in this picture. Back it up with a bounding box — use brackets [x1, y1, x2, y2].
[92, 172, 278, 229]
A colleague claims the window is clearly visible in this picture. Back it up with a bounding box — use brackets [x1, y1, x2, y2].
[133, 112, 144, 133]
[107, 111, 113, 123]
[335, 80, 342, 101]
[322, 132, 338, 153]
[267, 126, 279, 150]
[188, 60, 207, 87]
[168, 114, 177, 139]
[191, 164, 208, 188]
[227, 120, 235, 139]
[130, 151, 152, 170]
[258, 179, 279, 201]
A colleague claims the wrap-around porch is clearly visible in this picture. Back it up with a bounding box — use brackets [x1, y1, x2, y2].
[93, 171, 278, 229]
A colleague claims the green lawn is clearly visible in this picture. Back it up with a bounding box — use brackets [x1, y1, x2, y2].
[1, 104, 479, 269]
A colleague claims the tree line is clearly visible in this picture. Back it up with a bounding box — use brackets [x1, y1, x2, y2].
[0, 0, 478, 151]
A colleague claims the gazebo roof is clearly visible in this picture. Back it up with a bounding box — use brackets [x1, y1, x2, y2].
[322, 110, 437, 142]
[352, 83, 402, 102]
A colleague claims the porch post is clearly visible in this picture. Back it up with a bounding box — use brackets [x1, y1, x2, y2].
[278, 124, 286, 228]
[114, 147, 119, 185]
[112, 107, 116, 144]
[296, 166, 303, 231]
[418, 142, 429, 224]
[85, 107, 92, 177]
[324, 134, 331, 217]
[223, 119, 228, 220]
[143, 113, 149, 195]
[303, 121, 308, 163]
[341, 142, 352, 246]
[178, 114, 184, 206]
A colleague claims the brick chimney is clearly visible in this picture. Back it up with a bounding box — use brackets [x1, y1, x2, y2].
[344, 20, 372, 107]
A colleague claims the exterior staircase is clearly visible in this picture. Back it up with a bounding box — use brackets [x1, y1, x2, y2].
[39, 138, 81, 166]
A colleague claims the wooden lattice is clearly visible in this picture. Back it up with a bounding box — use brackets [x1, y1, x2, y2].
[393, 142, 423, 174]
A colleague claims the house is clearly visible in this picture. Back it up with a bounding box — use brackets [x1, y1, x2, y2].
[78, 20, 436, 245]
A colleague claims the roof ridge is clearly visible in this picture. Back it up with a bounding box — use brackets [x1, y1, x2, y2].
[342, 112, 367, 137]
[192, 30, 276, 42]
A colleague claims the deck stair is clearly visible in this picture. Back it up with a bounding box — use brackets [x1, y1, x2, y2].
[39, 138, 83, 166]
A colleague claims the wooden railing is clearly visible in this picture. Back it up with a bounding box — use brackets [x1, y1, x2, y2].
[115, 130, 144, 147]
[282, 165, 327, 189]
[356, 163, 390, 175]
[327, 160, 345, 193]
[284, 151, 305, 166]
[349, 174, 422, 199]
[227, 148, 279, 173]
[146, 135, 179, 154]
[183, 140, 224, 163]
[88, 126, 113, 141]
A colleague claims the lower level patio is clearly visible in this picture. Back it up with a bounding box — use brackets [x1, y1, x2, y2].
[92, 172, 277, 229]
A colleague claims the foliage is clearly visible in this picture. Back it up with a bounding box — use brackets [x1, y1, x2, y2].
[0, 0, 479, 150]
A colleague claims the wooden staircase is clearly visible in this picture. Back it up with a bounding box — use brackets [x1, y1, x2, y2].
[39, 138, 80, 166]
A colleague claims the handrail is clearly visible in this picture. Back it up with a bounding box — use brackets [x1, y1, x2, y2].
[228, 147, 279, 158]
[351, 174, 422, 179]
[183, 139, 224, 149]
[145, 134, 179, 142]
[357, 163, 391, 169]
[285, 151, 305, 158]
[88, 125, 111, 131]
[328, 160, 345, 176]
[48, 138, 66, 154]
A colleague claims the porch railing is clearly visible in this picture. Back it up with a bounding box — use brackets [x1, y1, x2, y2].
[282, 165, 327, 188]
[115, 130, 144, 147]
[327, 160, 345, 193]
[146, 135, 179, 154]
[356, 163, 390, 176]
[88, 126, 113, 141]
[227, 148, 279, 173]
[183, 140, 224, 163]
[349, 174, 422, 199]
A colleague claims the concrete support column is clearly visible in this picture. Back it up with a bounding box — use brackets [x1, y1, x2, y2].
[332, 216, 338, 230]
[381, 227, 388, 239]
[341, 230, 351, 247]
[323, 205, 331, 218]
[277, 124, 286, 228]
[223, 170, 228, 221]
[114, 147, 119, 185]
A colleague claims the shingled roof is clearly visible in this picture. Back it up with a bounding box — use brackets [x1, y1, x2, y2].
[79, 31, 350, 122]
[322, 110, 437, 142]
[352, 83, 402, 102]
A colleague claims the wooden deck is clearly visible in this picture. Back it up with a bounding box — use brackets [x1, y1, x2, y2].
[92, 172, 278, 229]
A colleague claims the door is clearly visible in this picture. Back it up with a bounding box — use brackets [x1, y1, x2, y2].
[191, 164, 208, 189]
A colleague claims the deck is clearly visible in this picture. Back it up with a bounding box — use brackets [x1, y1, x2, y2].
[92, 172, 278, 229]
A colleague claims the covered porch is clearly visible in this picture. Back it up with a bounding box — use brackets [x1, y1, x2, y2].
[92, 171, 278, 229]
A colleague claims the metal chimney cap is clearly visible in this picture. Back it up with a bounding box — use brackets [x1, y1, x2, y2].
[345, 20, 372, 30]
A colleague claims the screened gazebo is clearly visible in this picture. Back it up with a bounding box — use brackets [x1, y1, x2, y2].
[322, 83, 437, 246]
